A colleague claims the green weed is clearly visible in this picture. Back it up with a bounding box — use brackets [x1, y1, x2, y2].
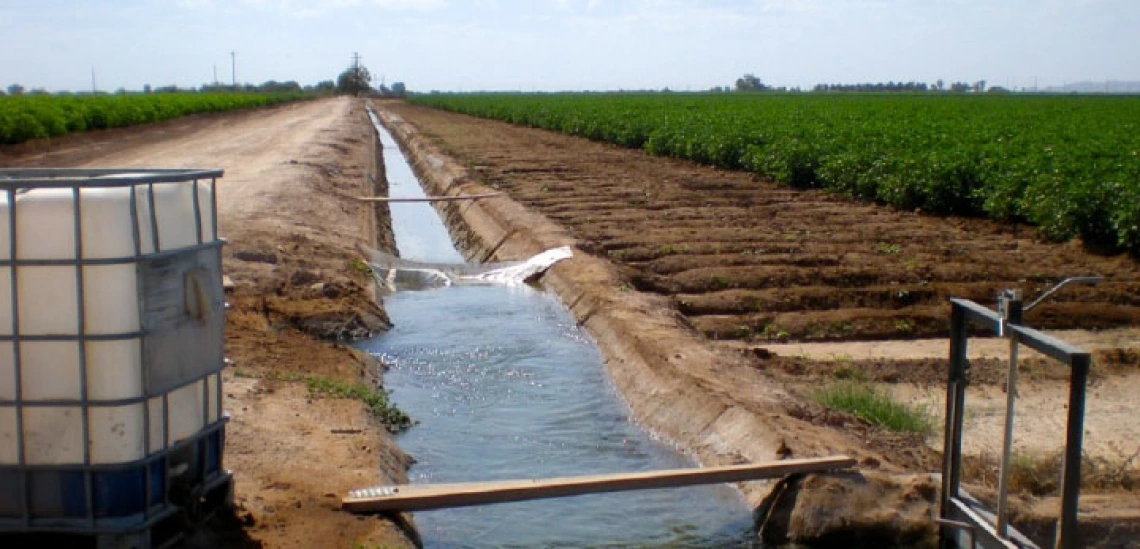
[876, 242, 903, 255]
[812, 380, 932, 434]
[235, 369, 413, 433]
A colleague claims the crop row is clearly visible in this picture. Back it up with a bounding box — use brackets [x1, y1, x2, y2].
[410, 93, 1140, 254]
[0, 92, 310, 146]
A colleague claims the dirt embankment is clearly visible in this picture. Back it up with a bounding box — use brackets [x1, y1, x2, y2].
[1, 98, 417, 548]
[373, 101, 1140, 546]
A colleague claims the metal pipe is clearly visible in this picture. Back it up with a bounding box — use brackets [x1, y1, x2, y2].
[1024, 277, 1103, 312]
[210, 177, 218, 243]
[8, 187, 29, 525]
[71, 185, 97, 524]
[192, 178, 203, 245]
[1057, 355, 1090, 549]
[147, 183, 160, 253]
[950, 375, 968, 513]
[132, 182, 152, 521]
[0, 239, 222, 267]
[941, 303, 967, 522]
[933, 517, 977, 549]
[0, 168, 223, 188]
[996, 331, 1019, 538]
[996, 292, 1024, 537]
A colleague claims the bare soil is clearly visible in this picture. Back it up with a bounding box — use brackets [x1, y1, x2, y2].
[1, 98, 416, 548]
[378, 102, 1140, 541]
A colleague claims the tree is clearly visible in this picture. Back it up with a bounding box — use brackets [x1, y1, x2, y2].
[7, 83, 25, 95]
[259, 80, 302, 93]
[390, 82, 406, 97]
[734, 74, 769, 92]
[337, 64, 372, 96]
[313, 80, 336, 95]
[949, 81, 971, 93]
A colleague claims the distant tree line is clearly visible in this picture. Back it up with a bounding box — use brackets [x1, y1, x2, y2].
[722, 74, 997, 94]
[3, 80, 337, 97]
[813, 81, 931, 92]
[4, 59, 409, 98]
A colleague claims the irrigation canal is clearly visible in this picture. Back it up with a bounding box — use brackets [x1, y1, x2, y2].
[359, 114, 756, 547]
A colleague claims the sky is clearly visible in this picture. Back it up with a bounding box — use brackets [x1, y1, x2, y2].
[1, 0, 1138, 93]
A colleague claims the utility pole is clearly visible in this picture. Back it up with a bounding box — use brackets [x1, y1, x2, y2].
[351, 52, 362, 96]
[213, 64, 218, 87]
[231, 51, 237, 90]
[91, 66, 97, 93]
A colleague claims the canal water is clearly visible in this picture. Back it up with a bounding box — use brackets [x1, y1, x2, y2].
[359, 113, 755, 547]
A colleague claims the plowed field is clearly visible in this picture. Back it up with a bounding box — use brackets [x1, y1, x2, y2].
[387, 103, 1140, 346]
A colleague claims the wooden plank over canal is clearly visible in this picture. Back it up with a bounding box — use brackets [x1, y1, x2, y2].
[343, 455, 856, 513]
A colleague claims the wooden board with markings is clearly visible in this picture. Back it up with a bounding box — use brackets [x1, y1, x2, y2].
[342, 455, 856, 513]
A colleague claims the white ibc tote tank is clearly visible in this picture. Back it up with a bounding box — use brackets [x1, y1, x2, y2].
[0, 169, 223, 467]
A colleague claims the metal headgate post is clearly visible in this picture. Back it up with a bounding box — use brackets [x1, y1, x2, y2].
[1058, 352, 1090, 547]
[939, 293, 1094, 549]
[940, 303, 968, 527]
[996, 290, 1023, 537]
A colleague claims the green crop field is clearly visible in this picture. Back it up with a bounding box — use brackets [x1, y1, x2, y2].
[409, 93, 1140, 253]
[0, 92, 309, 146]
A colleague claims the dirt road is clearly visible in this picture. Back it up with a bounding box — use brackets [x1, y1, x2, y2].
[1, 98, 415, 548]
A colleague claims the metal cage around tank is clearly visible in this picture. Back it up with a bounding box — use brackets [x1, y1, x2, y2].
[0, 169, 231, 544]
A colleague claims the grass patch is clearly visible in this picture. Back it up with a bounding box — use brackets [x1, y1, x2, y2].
[875, 242, 903, 255]
[894, 318, 916, 334]
[658, 243, 689, 255]
[812, 380, 932, 435]
[304, 376, 415, 433]
[235, 369, 414, 433]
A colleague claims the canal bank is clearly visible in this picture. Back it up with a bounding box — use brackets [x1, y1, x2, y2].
[368, 103, 944, 546]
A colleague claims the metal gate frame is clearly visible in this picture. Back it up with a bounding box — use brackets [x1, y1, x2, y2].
[940, 297, 1091, 549]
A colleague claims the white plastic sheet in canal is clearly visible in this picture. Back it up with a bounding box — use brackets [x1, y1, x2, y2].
[357, 245, 573, 293]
